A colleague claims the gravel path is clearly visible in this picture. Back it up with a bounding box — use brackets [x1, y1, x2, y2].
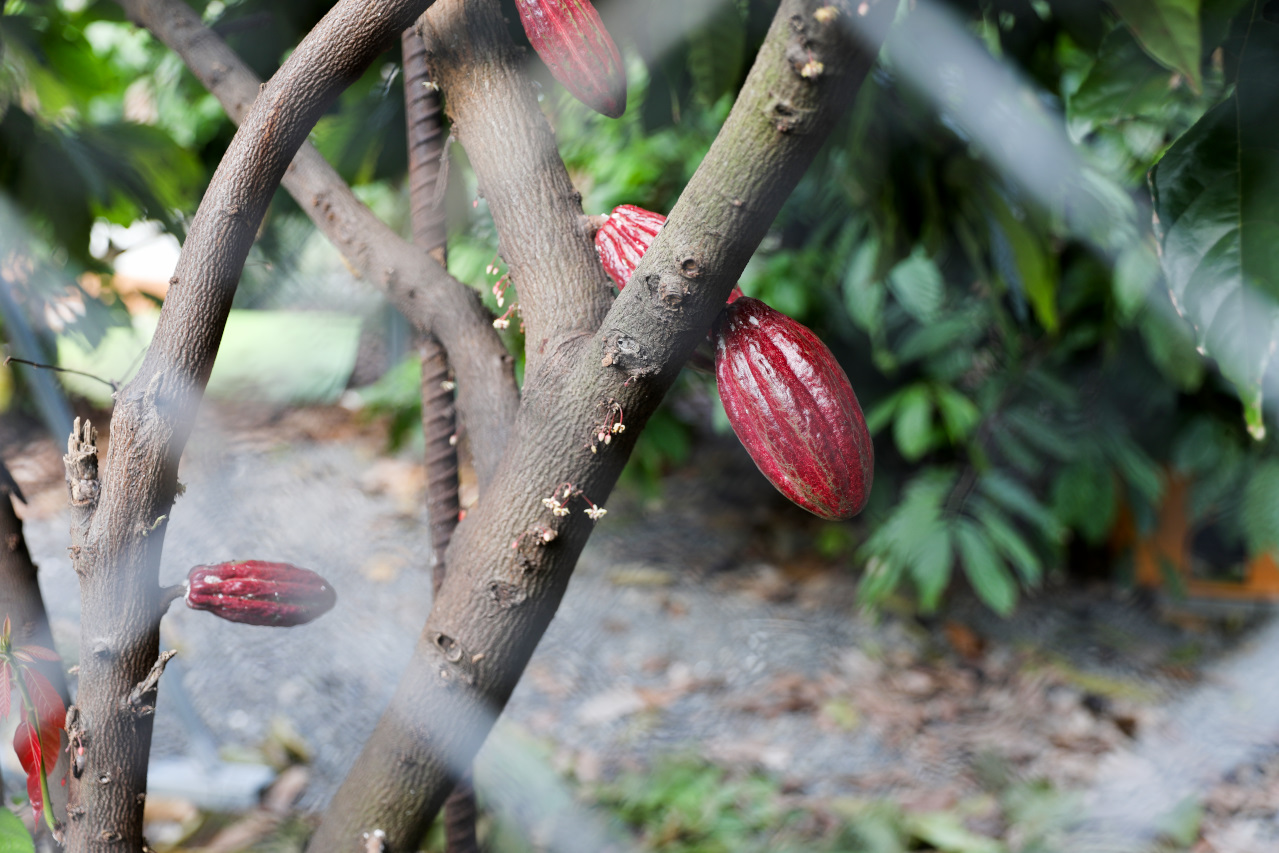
[8, 406, 1279, 850]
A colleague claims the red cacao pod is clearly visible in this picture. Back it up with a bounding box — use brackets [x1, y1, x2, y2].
[594, 204, 744, 302]
[714, 297, 873, 519]
[515, 0, 626, 118]
[185, 561, 337, 627]
[595, 204, 664, 289]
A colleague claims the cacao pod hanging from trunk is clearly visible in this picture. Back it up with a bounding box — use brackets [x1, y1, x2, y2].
[185, 561, 337, 627]
[515, 0, 627, 118]
[594, 204, 743, 302]
[714, 297, 873, 520]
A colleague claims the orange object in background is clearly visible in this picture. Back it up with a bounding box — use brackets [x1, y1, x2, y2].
[1113, 472, 1279, 601]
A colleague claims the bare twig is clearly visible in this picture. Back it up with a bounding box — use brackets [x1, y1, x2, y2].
[3, 356, 119, 391]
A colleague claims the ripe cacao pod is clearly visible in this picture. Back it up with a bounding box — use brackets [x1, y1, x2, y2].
[185, 561, 337, 627]
[714, 297, 873, 519]
[515, 0, 627, 118]
[594, 204, 744, 302]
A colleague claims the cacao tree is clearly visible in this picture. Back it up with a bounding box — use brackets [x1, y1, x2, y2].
[3, 0, 1279, 849]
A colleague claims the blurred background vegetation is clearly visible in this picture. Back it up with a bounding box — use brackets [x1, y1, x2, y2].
[3, 0, 1279, 618]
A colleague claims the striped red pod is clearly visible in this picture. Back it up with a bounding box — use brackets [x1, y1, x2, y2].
[515, 0, 627, 118]
[714, 297, 873, 520]
[185, 561, 337, 627]
[595, 204, 744, 302]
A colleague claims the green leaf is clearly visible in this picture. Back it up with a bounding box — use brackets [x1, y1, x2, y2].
[894, 384, 936, 462]
[979, 472, 1065, 541]
[909, 524, 953, 612]
[1052, 461, 1118, 545]
[1151, 22, 1279, 422]
[1113, 240, 1161, 323]
[1109, 0, 1203, 93]
[687, 4, 746, 107]
[956, 519, 1018, 615]
[0, 808, 33, 853]
[934, 386, 981, 443]
[887, 248, 944, 324]
[843, 234, 884, 332]
[1242, 460, 1279, 555]
[865, 389, 903, 435]
[989, 194, 1058, 333]
[972, 500, 1044, 585]
[1070, 26, 1183, 125]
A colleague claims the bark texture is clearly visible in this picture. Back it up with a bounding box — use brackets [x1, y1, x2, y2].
[65, 2, 441, 850]
[418, 0, 616, 372]
[115, 0, 518, 488]
[308, 1, 892, 849]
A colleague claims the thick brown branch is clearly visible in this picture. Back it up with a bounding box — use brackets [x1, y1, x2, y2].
[417, 0, 615, 374]
[68, 1, 441, 850]
[115, 0, 518, 488]
[308, 1, 891, 849]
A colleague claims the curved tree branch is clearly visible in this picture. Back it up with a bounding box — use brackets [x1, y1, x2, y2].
[115, 0, 519, 488]
[66, 1, 442, 849]
[309, 1, 892, 849]
[417, 0, 615, 375]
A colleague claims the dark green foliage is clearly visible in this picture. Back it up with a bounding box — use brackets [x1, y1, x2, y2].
[8, 0, 1279, 616]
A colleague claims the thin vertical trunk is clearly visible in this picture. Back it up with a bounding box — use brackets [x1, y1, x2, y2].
[403, 26, 479, 853]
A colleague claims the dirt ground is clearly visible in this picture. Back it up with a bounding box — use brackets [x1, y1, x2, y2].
[4, 403, 1279, 852]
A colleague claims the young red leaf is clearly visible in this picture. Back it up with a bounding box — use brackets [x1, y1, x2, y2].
[15, 645, 60, 662]
[14, 720, 38, 775]
[26, 769, 42, 828]
[14, 720, 44, 826]
[20, 669, 64, 773]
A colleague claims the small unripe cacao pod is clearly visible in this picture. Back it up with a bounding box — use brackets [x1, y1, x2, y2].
[594, 204, 744, 302]
[714, 297, 873, 519]
[515, 0, 627, 118]
[185, 561, 337, 627]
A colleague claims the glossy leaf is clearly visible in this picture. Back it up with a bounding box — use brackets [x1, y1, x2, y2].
[1151, 21, 1279, 434]
[1109, 0, 1203, 92]
[20, 669, 65, 773]
[4, 719, 43, 832]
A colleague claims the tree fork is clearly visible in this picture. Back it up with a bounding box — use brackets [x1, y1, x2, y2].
[66, 1, 443, 849]
[115, 0, 519, 488]
[307, 0, 892, 849]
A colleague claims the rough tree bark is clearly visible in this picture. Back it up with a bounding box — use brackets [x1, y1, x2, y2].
[63, 2, 445, 849]
[79, 0, 889, 849]
[309, 0, 892, 848]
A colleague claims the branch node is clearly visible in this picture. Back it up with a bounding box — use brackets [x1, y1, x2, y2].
[159, 583, 187, 614]
[123, 649, 177, 716]
[63, 417, 100, 508]
[601, 331, 659, 379]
